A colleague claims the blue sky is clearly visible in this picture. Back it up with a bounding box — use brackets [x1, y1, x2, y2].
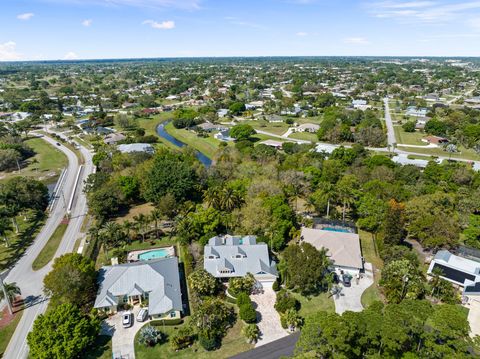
[1, 0, 480, 61]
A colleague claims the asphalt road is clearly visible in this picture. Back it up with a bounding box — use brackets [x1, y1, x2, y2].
[2, 132, 94, 359]
[230, 332, 300, 359]
[383, 97, 397, 147]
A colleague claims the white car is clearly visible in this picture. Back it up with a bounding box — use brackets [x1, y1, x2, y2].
[137, 308, 148, 322]
[122, 311, 133, 328]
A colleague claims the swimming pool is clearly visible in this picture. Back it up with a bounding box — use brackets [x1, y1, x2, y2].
[138, 249, 170, 261]
[323, 227, 351, 233]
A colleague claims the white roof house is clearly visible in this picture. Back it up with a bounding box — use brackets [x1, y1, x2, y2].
[203, 235, 278, 287]
[117, 143, 154, 154]
[296, 123, 320, 133]
[94, 257, 183, 317]
[428, 250, 480, 295]
[300, 227, 363, 275]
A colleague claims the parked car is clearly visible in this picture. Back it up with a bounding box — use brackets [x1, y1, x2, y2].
[56, 142, 61, 146]
[342, 274, 351, 287]
[137, 308, 148, 322]
[122, 311, 133, 328]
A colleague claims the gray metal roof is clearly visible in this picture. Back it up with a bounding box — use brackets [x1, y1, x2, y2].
[204, 235, 278, 279]
[94, 257, 182, 316]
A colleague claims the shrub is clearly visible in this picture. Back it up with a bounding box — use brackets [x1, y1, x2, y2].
[272, 280, 280, 292]
[275, 290, 300, 314]
[402, 121, 416, 132]
[170, 326, 195, 351]
[236, 292, 250, 307]
[239, 302, 257, 324]
[228, 273, 256, 296]
[137, 326, 164, 347]
[242, 324, 260, 344]
[198, 332, 219, 351]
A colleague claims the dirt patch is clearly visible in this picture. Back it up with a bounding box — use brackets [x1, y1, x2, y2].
[115, 203, 155, 224]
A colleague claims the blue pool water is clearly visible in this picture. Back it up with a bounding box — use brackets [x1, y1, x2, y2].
[138, 249, 170, 261]
[323, 227, 351, 233]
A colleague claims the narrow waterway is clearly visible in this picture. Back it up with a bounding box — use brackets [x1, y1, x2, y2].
[156, 121, 213, 167]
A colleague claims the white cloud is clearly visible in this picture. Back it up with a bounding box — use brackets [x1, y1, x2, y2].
[82, 19, 93, 27]
[343, 37, 370, 45]
[296, 31, 308, 36]
[17, 13, 34, 20]
[0, 41, 22, 61]
[142, 20, 175, 29]
[369, 1, 480, 23]
[63, 51, 79, 60]
[43, 0, 200, 10]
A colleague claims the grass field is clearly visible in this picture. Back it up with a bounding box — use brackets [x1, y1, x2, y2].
[393, 126, 427, 146]
[32, 221, 68, 271]
[292, 291, 335, 318]
[242, 120, 289, 136]
[164, 122, 223, 159]
[397, 144, 480, 161]
[115, 203, 155, 224]
[289, 132, 317, 142]
[0, 309, 23, 356]
[0, 137, 67, 183]
[135, 315, 253, 358]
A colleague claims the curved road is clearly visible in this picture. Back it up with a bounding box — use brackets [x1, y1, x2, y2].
[2, 133, 94, 359]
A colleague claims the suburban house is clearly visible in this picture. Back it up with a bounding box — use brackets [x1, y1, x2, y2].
[406, 106, 428, 117]
[94, 257, 183, 319]
[352, 99, 371, 111]
[117, 143, 155, 154]
[300, 227, 364, 275]
[422, 135, 449, 145]
[203, 235, 278, 288]
[427, 250, 480, 296]
[104, 132, 126, 145]
[214, 129, 233, 142]
[258, 139, 284, 149]
[197, 122, 228, 132]
[296, 123, 320, 133]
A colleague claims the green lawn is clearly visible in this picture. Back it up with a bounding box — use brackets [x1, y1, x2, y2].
[32, 221, 68, 271]
[0, 137, 67, 184]
[164, 122, 222, 159]
[289, 132, 317, 142]
[359, 230, 384, 307]
[292, 291, 335, 318]
[84, 335, 112, 359]
[135, 317, 253, 359]
[393, 126, 428, 146]
[0, 310, 23, 357]
[243, 120, 290, 136]
[397, 144, 480, 161]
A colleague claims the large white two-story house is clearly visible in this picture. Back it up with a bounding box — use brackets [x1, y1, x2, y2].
[94, 257, 183, 319]
[203, 235, 278, 288]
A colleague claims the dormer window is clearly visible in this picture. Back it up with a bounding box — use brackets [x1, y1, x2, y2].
[208, 255, 217, 259]
[234, 254, 245, 259]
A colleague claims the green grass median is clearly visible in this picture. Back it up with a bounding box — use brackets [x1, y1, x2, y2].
[32, 220, 69, 271]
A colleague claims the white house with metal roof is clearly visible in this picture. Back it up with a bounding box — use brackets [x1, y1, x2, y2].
[203, 235, 278, 288]
[427, 250, 480, 296]
[94, 257, 183, 319]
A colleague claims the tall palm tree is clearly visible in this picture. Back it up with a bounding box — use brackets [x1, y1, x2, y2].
[122, 220, 133, 243]
[203, 187, 221, 209]
[219, 187, 243, 212]
[0, 216, 12, 247]
[149, 209, 163, 239]
[100, 222, 125, 256]
[133, 214, 149, 242]
[0, 281, 21, 315]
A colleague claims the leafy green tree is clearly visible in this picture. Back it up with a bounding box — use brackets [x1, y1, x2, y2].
[170, 325, 195, 351]
[188, 269, 220, 297]
[228, 273, 255, 296]
[383, 199, 407, 246]
[191, 297, 235, 342]
[281, 242, 332, 296]
[141, 150, 199, 203]
[402, 121, 416, 132]
[229, 102, 246, 115]
[230, 124, 255, 141]
[239, 301, 257, 324]
[282, 308, 303, 332]
[43, 254, 97, 311]
[464, 214, 480, 248]
[27, 303, 100, 359]
[380, 259, 426, 303]
[274, 290, 300, 314]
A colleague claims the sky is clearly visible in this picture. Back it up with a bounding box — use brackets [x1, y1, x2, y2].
[1, 0, 480, 61]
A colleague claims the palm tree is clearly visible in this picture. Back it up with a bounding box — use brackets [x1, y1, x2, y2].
[122, 220, 133, 244]
[100, 222, 126, 256]
[219, 187, 243, 212]
[133, 214, 149, 242]
[149, 209, 162, 239]
[203, 187, 221, 209]
[0, 216, 12, 247]
[0, 281, 21, 315]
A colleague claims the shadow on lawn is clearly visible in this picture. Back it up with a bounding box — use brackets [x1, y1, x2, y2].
[1, 212, 45, 270]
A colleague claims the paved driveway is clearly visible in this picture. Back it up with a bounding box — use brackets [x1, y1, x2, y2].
[101, 307, 150, 359]
[333, 262, 374, 314]
[250, 288, 288, 347]
[465, 296, 480, 337]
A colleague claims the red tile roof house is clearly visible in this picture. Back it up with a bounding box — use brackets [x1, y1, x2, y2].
[422, 135, 449, 145]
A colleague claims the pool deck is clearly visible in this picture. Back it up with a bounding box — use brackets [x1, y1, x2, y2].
[127, 246, 176, 262]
